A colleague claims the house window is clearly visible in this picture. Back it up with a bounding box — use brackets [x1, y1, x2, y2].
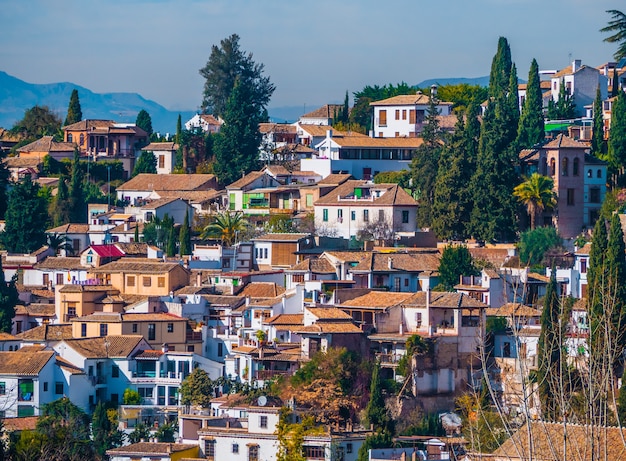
[409, 110, 416, 124]
[402, 210, 409, 223]
[562, 157, 568, 176]
[158, 277, 165, 288]
[337, 209, 343, 222]
[581, 258, 587, 274]
[232, 443, 239, 454]
[590, 188, 601, 203]
[597, 169, 602, 178]
[143, 276, 151, 287]
[550, 159, 556, 176]
[264, 248, 268, 259]
[306, 194, 313, 207]
[218, 343, 224, 357]
[148, 324, 156, 341]
[395, 109, 400, 120]
[67, 133, 73, 142]
[111, 393, 119, 404]
[79, 134, 84, 146]
[323, 209, 328, 222]
[112, 365, 119, 378]
[43, 382, 48, 392]
[379, 110, 387, 126]
[127, 276, 135, 287]
[55, 382, 63, 395]
[587, 169, 592, 178]
[573, 157, 580, 176]
[260, 415, 268, 428]
[159, 155, 165, 169]
[416, 312, 422, 327]
[503, 342, 511, 357]
[187, 345, 195, 352]
[402, 110, 407, 120]
[363, 210, 369, 222]
[100, 324, 108, 337]
[67, 306, 77, 319]
[43, 273, 49, 285]
[0, 382, 5, 395]
[205, 439, 216, 460]
[378, 209, 385, 221]
[57, 273, 64, 285]
[351, 210, 356, 221]
[304, 446, 325, 459]
[567, 188, 575, 206]
[167, 323, 174, 333]
[248, 445, 259, 461]
[347, 443, 353, 454]
[72, 239, 80, 253]
[132, 323, 138, 333]
[81, 323, 87, 337]
[404, 278, 409, 287]
[292, 274, 304, 283]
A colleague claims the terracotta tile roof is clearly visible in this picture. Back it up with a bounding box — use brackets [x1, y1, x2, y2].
[325, 135, 424, 149]
[0, 332, 17, 341]
[16, 324, 72, 341]
[288, 257, 336, 273]
[140, 197, 183, 210]
[264, 165, 291, 176]
[317, 173, 353, 186]
[485, 303, 540, 317]
[74, 312, 122, 322]
[134, 349, 164, 359]
[226, 171, 265, 189]
[248, 296, 282, 307]
[493, 421, 626, 460]
[294, 323, 363, 334]
[63, 119, 115, 131]
[349, 252, 440, 272]
[4, 157, 42, 168]
[200, 295, 246, 309]
[122, 312, 184, 322]
[64, 335, 146, 358]
[0, 350, 54, 375]
[314, 180, 417, 207]
[3, 416, 38, 432]
[252, 233, 311, 242]
[467, 247, 513, 268]
[403, 291, 488, 309]
[199, 114, 222, 125]
[240, 282, 286, 298]
[575, 243, 591, 255]
[34, 256, 88, 271]
[306, 307, 354, 320]
[339, 291, 414, 308]
[18, 136, 76, 153]
[114, 242, 148, 256]
[142, 142, 178, 151]
[116, 174, 217, 192]
[266, 313, 304, 326]
[58, 284, 116, 293]
[543, 133, 589, 149]
[90, 259, 186, 274]
[46, 223, 90, 234]
[300, 104, 344, 119]
[370, 94, 453, 107]
[152, 190, 221, 204]
[106, 442, 198, 456]
[30, 288, 55, 299]
[323, 250, 372, 263]
[259, 123, 297, 134]
[297, 124, 365, 138]
[55, 355, 85, 374]
[24, 303, 56, 317]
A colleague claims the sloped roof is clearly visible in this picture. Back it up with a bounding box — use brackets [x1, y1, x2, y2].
[266, 313, 304, 326]
[16, 324, 72, 341]
[322, 134, 424, 149]
[370, 94, 453, 106]
[239, 282, 286, 298]
[141, 142, 178, 151]
[0, 350, 54, 375]
[114, 242, 148, 256]
[18, 136, 75, 153]
[259, 123, 297, 134]
[288, 257, 336, 274]
[116, 174, 216, 192]
[485, 303, 540, 317]
[63, 119, 115, 131]
[226, 171, 265, 189]
[46, 223, 90, 234]
[350, 252, 440, 272]
[317, 173, 353, 186]
[35, 257, 87, 271]
[24, 304, 56, 317]
[87, 244, 126, 258]
[403, 291, 488, 309]
[543, 133, 589, 149]
[89, 259, 186, 274]
[306, 307, 354, 320]
[300, 104, 344, 119]
[64, 335, 146, 359]
[252, 233, 311, 242]
[106, 442, 198, 457]
[314, 180, 417, 207]
[122, 312, 185, 322]
[294, 323, 363, 334]
[339, 291, 414, 308]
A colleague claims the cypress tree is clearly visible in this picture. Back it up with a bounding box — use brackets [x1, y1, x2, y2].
[607, 214, 626, 353]
[134, 222, 140, 242]
[608, 90, 626, 182]
[51, 174, 71, 227]
[0, 258, 18, 333]
[166, 226, 176, 257]
[0, 151, 11, 220]
[365, 362, 394, 435]
[136, 109, 153, 137]
[176, 114, 182, 144]
[179, 212, 192, 256]
[69, 149, 86, 223]
[592, 85, 607, 156]
[516, 59, 545, 148]
[612, 67, 620, 98]
[537, 269, 561, 421]
[91, 401, 112, 458]
[488, 37, 512, 99]
[64, 89, 82, 126]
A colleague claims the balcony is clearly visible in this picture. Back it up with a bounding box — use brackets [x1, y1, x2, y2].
[254, 370, 290, 380]
[375, 353, 404, 366]
[186, 331, 203, 342]
[130, 371, 183, 385]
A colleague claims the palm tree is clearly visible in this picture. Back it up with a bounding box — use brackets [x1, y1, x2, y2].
[201, 211, 247, 246]
[513, 172, 557, 230]
[46, 233, 73, 255]
[601, 9, 626, 61]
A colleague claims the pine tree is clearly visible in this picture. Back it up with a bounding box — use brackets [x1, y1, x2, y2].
[411, 91, 443, 228]
[537, 269, 561, 421]
[213, 79, 262, 186]
[135, 109, 153, 137]
[132, 151, 157, 177]
[0, 258, 18, 333]
[1, 175, 48, 253]
[516, 59, 545, 148]
[179, 212, 191, 256]
[592, 85, 607, 156]
[69, 149, 86, 223]
[64, 89, 82, 126]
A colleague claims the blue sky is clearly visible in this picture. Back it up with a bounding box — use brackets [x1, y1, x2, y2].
[0, 0, 620, 112]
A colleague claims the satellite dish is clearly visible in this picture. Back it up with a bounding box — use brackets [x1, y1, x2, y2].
[257, 395, 267, 407]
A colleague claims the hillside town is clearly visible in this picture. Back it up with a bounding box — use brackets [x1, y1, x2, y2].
[1, 22, 626, 461]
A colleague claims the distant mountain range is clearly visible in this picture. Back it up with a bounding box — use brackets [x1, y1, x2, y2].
[0, 71, 490, 133]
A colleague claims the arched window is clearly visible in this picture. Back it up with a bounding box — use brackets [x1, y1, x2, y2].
[562, 157, 568, 176]
[79, 134, 85, 146]
[550, 159, 556, 176]
[67, 133, 73, 142]
[597, 169, 602, 178]
[587, 169, 592, 178]
[541, 159, 547, 176]
[573, 157, 579, 176]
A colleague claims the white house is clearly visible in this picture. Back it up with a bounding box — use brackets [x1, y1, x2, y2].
[141, 142, 179, 175]
[548, 59, 608, 118]
[184, 114, 223, 133]
[116, 174, 218, 205]
[370, 91, 453, 138]
[313, 180, 418, 240]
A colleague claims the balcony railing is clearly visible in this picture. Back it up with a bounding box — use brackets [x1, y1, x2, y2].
[254, 370, 290, 380]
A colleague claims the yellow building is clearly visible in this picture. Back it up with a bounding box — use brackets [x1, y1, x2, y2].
[55, 284, 121, 323]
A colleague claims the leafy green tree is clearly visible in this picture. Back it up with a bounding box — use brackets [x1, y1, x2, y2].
[201, 211, 247, 246]
[37, 397, 94, 461]
[601, 9, 626, 61]
[432, 101, 479, 240]
[135, 109, 153, 138]
[92, 401, 123, 459]
[199, 33, 275, 118]
[64, 89, 82, 126]
[608, 90, 626, 184]
[411, 91, 443, 228]
[180, 368, 215, 407]
[127, 423, 151, 444]
[177, 129, 214, 174]
[436, 83, 488, 115]
[517, 226, 562, 267]
[68, 149, 86, 223]
[265, 214, 295, 233]
[132, 151, 157, 177]
[373, 170, 411, 188]
[516, 59, 545, 148]
[1, 175, 48, 253]
[179, 212, 191, 256]
[9, 105, 62, 142]
[437, 245, 477, 291]
[213, 79, 263, 185]
[350, 82, 414, 132]
[513, 173, 556, 230]
[123, 388, 141, 405]
[469, 37, 520, 243]
[592, 85, 607, 157]
[0, 258, 18, 334]
[142, 215, 175, 250]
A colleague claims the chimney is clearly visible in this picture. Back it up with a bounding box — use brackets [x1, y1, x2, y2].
[572, 59, 581, 72]
[162, 343, 169, 353]
[124, 222, 130, 231]
[426, 289, 431, 310]
[326, 129, 333, 139]
[196, 272, 202, 287]
[399, 322, 404, 335]
[430, 84, 438, 98]
[388, 257, 393, 270]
